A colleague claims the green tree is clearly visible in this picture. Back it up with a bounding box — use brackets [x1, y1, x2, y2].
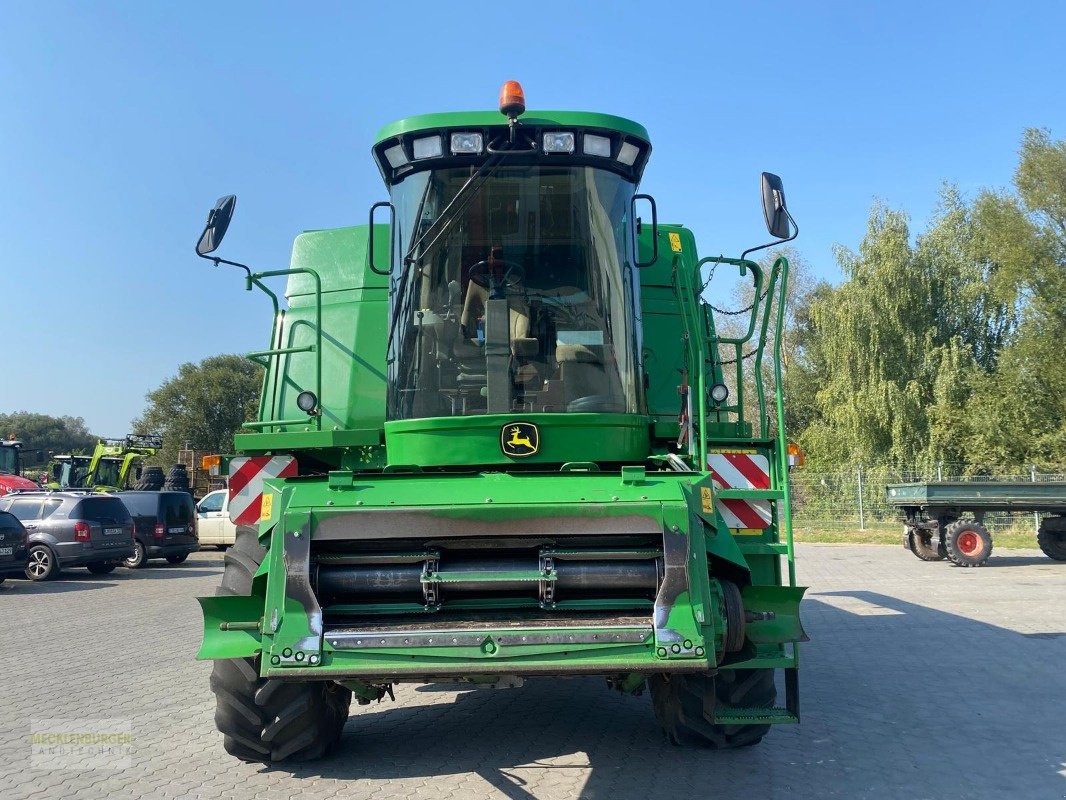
[799, 190, 1015, 472]
[0, 412, 98, 469]
[957, 128, 1066, 471]
[133, 355, 262, 466]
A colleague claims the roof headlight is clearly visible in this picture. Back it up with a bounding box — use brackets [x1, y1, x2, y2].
[617, 141, 640, 166]
[709, 383, 730, 405]
[413, 135, 443, 159]
[583, 134, 612, 157]
[383, 144, 408, 168]
[542, 132, 575, 153]
[450, 132, 483, 155]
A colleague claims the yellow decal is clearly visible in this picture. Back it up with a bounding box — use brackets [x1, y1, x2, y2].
[709, 448, 758, 455]
[259, 492, 273, 521]
[501, 422, 539, 457]
[668, 232, 682, 252]
[732, 528, 764, 536]
[700, 486, 714, 513]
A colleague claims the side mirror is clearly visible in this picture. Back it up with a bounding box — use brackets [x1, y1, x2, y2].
[196, 195, 237, 256]
[760, 173, 790, 239]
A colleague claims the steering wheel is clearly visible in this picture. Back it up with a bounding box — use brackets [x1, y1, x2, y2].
[468, 259, 526, 291]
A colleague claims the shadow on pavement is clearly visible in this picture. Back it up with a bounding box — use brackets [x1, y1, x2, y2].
[261, 591, 1066, 800]
[977, 555, 1061, 568]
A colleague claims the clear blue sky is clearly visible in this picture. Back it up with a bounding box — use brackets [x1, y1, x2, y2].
[1, 2, 1062, 436]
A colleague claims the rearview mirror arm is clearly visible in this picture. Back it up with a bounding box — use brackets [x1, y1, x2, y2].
[740, 207, 799, 263]
[195, 250, 253, 280]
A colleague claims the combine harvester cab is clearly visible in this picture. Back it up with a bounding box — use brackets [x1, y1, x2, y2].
[195, 82, 807, 762]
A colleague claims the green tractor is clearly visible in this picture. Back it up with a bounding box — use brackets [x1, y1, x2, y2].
[49, 434, 162, 492]
[195, 81, 807, 762]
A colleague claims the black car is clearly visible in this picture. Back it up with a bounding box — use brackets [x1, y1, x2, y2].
[0, 510, 29, 583]
[0, 492, 135, 580]
[116, 491, 198, 568]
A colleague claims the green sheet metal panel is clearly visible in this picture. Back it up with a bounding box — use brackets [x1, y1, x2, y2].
[886, 481, 1066, 511]
[638, 224, 699, 440]
[256, 224, 389, 436]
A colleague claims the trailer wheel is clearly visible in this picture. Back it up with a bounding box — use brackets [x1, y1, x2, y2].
[944, 519, 993, 567]
[905, 528, 945, 561]
[649, 668, 775, 748]
[210, 525, 351, 763]
[1037, 517, 1066, 561]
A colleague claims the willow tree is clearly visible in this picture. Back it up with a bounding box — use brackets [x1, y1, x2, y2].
[800, 191, 1016, 472]
[959, 129, 1066, 471]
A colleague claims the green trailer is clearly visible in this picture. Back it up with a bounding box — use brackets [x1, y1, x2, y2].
[886, 481, 1066, 566]
[193, 81, 808, 763]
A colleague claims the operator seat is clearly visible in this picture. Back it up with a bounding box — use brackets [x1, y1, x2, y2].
[541, 287, 626, 412]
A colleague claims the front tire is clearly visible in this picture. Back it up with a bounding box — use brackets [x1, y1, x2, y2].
[210, 526, 352, 763]
[1037, 517, 1066, 561]
[123, 540, 147, 569]
[944, 519, 993, 567]
[649, 668, 775, 748]
[25, 545, 58, 581]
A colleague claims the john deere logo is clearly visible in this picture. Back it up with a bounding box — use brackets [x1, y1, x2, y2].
[501, 422, 539, 457]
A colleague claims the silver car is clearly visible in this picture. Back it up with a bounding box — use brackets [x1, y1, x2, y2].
[0, 491, 135, 580]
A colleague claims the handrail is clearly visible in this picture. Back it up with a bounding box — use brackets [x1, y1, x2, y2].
[769, 256, 796, 586]
[245, 268, 323, 432]
[686, 253, 795, 586]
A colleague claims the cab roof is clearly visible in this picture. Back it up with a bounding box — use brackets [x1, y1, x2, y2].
[374, 110, 650, 146]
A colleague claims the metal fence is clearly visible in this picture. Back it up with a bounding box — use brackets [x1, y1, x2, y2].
[789, 464, 1066, 533]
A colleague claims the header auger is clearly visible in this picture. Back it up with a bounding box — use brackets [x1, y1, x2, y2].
[194, 81, 807, 762]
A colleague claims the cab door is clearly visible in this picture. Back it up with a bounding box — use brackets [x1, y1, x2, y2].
[196, 490, 225, 545]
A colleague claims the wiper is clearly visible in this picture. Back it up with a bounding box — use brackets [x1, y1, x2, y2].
[387, 132, 534, 365]
[402, 153, 503, 267]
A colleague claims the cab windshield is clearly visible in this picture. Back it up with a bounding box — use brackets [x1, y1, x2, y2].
[0, 447, 16, 475]
[94, 458, 122, 488]
[388, 165, 643, 421]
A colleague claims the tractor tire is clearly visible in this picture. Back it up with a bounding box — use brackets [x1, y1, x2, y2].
[134, 467, 165, 491]
[944, 519, 993, 567]
[166, 553, 189, 565]
[649, 668, 775, 748]
[1037, 517, 1066, 561]
[86, 562, 116, 575]
[905, 528, 945, 561]
[210, 526, 351, 763]
[163, 464, 191, 493]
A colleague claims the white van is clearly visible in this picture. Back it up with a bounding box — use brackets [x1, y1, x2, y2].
[196, 489, 238, 548]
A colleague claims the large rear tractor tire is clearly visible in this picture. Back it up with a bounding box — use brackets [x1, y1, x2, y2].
[649, 668, 775, 748]
[944, 519, 993, 567]
[133, 466, 165, 491]
[905, 528, 946, 561]
[1037, 517, 1066, 561]
[210, 526, 351, 763]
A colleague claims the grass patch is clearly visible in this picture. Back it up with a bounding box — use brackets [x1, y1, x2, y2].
[791, 521, 1040, 549]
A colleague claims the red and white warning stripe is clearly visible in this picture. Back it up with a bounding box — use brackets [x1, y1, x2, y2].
[228, 456, 297, 526]
[707, 451, 772, 531]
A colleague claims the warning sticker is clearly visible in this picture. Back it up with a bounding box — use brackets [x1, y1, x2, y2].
[668, 232, 683, 252]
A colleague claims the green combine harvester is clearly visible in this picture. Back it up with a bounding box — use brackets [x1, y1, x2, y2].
[195, 81, 807, 762]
